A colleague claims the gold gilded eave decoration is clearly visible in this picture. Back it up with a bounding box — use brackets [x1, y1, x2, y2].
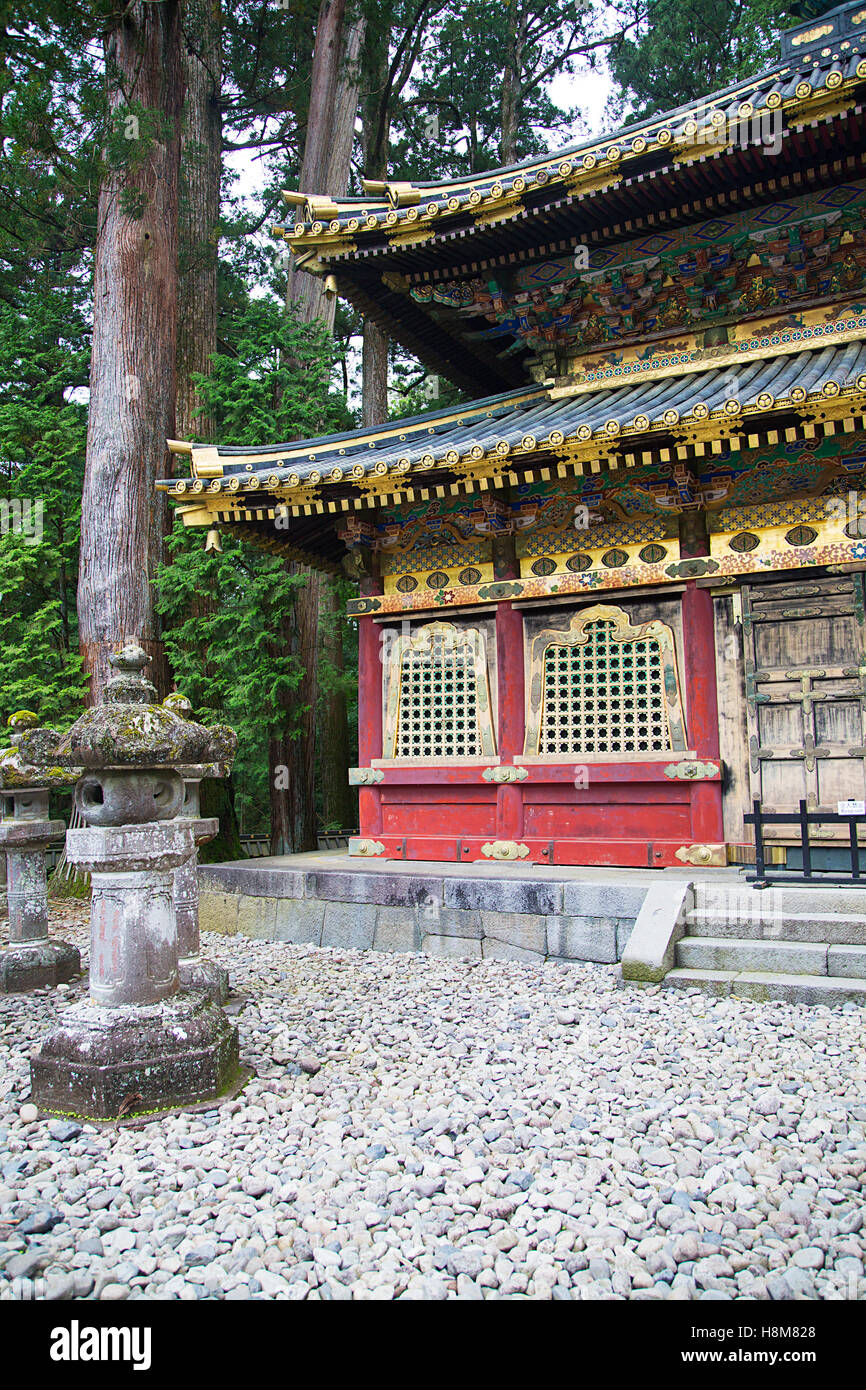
[559, 163, 623, 200]
[471, 186, 526, 229]
[177, 443, 222, 479]
[790, 23, 834, 46]
[786, 91, 856, 124]
[383, 221, 437, 250]
[550, 302, 866, 403]
[175, 502, 217, 526]
[164, 372, 866, 515]
[273, 485, 323, 509]
[284, 63, 866, 257]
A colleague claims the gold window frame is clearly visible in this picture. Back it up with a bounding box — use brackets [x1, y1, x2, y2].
[382, 621, 497, 760]
[523, 603, 687, 757]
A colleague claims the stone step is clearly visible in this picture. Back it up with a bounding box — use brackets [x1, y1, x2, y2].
[692, 882, 866, 918]
[827, 943, 866, 978]
[685, 908, 866, 945]
[676, 936, 830, 975]
[663, 967, 741, 997]
[664, 967, 866, 1006]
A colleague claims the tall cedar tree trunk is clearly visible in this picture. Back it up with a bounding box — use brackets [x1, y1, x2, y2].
[320, 581, 355, 830]
[177, 0, 221, 440]
[175, 0, 241, 858]
[270, 0, 362, 853]
[358, 5, 441, 422]
[289, 0, 362, 328]
[500, 1, 523, 166]
[360, 22, 389, 427]
[269, 570, 321, 855]
[78, 1, 184, 702]
[317, 8, 364, 835]
[361, 320, 388, 426]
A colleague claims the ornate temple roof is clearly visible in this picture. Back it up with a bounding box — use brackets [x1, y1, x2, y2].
[163, 3, 866, 575]
[276, 2, 866, 393]
[162, 338, 866, 567]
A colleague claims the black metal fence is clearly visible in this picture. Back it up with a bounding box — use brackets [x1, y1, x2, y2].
[239, 831, 357, 857]
[745, 798, 866, 888]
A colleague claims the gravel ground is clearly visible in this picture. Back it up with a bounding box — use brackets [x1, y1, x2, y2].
[0, 907, 864, 1301]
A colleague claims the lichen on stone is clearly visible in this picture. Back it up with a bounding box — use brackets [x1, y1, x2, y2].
[51, 646, 237, 772]
[9, 710, 38, 728]
[0, 734, 80, 792]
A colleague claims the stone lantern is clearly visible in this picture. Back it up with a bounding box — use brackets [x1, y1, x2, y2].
[29, 643, 241, 1120]
[0, 712, 80, 993]
[164, 691, 231, 1003]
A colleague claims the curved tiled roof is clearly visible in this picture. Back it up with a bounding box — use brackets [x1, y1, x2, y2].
[281, 10, 866, 260]
[163, 340, 866, 498]
[272, 5, 866, 396]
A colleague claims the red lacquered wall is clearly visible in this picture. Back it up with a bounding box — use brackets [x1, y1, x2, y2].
[355, 589, 725, 867]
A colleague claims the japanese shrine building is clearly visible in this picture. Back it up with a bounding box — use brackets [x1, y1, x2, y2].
[164, 2, 866, 872]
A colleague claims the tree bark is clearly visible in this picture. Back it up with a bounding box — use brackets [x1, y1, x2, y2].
[199, 774, 242, 862]
[174, 0, 243, 848]
[500, 1, 524, 166]
[269, 0, 362, 852]
[177, 0, 221, 440]
[319, 580, 354, 831]
[268, 567, 320, 854]
[360, 22, 390, 426]
[78, 0, 184, 703]
[289, 0, 364, 327]
[326, 11, 365, 210]
[362, 318, 388, 425]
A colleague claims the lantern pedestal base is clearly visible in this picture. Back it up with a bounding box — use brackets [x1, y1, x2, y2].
[30, 990, 239, 1120]
[0, 938, 80, 994]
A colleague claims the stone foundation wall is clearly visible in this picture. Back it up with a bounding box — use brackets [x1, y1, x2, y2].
[198, 864, 652, 965]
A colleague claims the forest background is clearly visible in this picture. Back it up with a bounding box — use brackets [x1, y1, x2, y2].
[0, 0, 796, 855]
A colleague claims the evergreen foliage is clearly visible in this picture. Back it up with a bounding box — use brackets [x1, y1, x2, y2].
[608, 0, 793, 122]
[393, 0, 624, 176]
[155, 297, 354, 833]
[0, 218, 91, 728]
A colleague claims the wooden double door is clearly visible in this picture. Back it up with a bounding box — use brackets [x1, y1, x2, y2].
[743, 574, 866, 837]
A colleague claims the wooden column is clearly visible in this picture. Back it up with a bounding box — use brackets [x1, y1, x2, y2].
[682, 581, 724, 845]
[357, 552, 384, 836]
[492, 533, 520, 581]
[495, 600, 525, 840]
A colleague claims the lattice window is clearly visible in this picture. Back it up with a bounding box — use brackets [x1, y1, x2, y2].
[383, 622, 496, 759]
[524, 604, 687, 756]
